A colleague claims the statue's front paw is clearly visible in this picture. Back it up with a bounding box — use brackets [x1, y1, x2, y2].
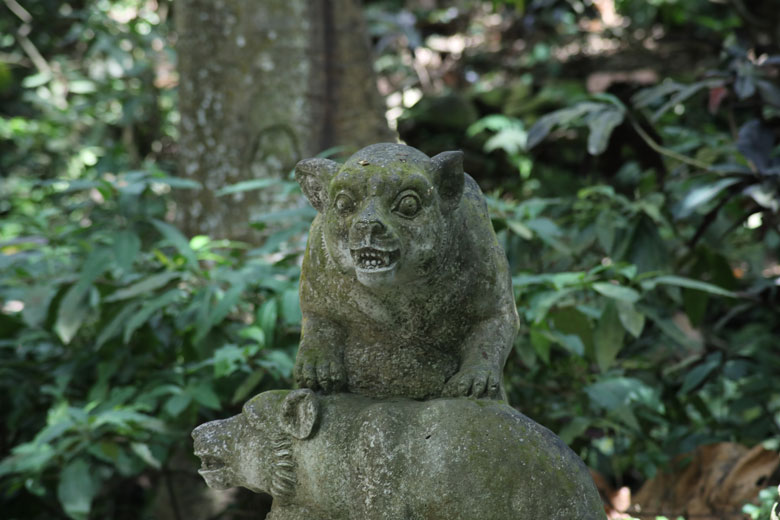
[294, 347, 346, 393]
[443, 365, 500, 399]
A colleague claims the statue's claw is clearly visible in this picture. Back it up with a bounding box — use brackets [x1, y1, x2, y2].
[294, 347, 345, 393]
[443, 365, 500, 399]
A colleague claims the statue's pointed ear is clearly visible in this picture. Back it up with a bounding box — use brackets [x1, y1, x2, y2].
[279, 389, 319, 440]
[431, 151, 464, 209]
[295, 158, 340, 212]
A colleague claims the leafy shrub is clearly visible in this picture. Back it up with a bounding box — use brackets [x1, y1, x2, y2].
[0, 170, 308, 518]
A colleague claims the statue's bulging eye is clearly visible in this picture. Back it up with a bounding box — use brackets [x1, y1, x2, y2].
[335, 194, 355, 214]
[395, 194, 421, 218]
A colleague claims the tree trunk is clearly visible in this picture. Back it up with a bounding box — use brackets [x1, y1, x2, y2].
[175, 0, 394, 240]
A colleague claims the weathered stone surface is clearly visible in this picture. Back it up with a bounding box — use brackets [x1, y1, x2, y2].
[193, 389, 606, 520]
[293, 143, 520, 400]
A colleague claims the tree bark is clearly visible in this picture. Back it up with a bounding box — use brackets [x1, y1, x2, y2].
[175, 0, 394, 240]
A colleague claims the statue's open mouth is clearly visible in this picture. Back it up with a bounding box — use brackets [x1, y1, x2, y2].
[351, 247, 400, 271]
[196, 453, 226, 474]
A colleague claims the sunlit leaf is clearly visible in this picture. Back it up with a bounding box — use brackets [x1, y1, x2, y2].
[592, 282, 640, 303]
[216, 178, 280, 197]
[641, 275, 737, 298]
[130, 442, 161, 470]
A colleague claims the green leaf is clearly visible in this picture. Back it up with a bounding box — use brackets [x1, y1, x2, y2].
[525, 218, 570, 254]
[595, 210, 615, 254]
[22, 71, 51, 88]
[151, 220, 197, 267]
[188, 381, 221, 410]
[239, 325, 266, 346]
[683, 287, 709, 327]
[216, 178, 280, 196]
[22, 285, 56, 328]
[281, 289, 302, 325]
[649, 79, 721, 122]
[164, 393, 192, 417]
[130, 442, 161, 470]
[250, 207, 317, 225]
[210, 283, 245, 326]
[259, 350, 294, 379]
[529, 326, 551, 364]
[616, 301, 645, 338]
[641, 275, 737, 298]
[550, 307, 592, 357]
[611, 404, 640, 430]
[594, 301, 625, 371]
[153, 177, 202, 190]
[105, 272, 181, 302]
[558, 417, 590, 444]
[632, 80, 682, 108]
[258, 299, 278, 348]
[54, 249, 113, 344]
[231, 369, 265, 404]
[679, 352, 721, 395]
[484, 125, 528, 156]
[585, 377, 657, 410]
[549, 330, 585, 356]
[189, 235, 210, 250]
[213, 344, 246, 378]
[642, 307, 701, 349]
[526, 102, 602, 150]
[507, 219, 533, 240]
[57, 459, 98, 520]
[677, 177, 741, 219]
[68, 80, 96, 94]
[526, 288, 576, 323]
[113, 230, 141, 273]
[592, 282, 640, 303]
[467, 114, 516, 136]
[96, 302, 140, 349]
[586, 107, 624, 155]
[123, 289, 182, 344]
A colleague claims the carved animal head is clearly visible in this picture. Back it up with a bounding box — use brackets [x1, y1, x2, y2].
[192, 390, 319, 500]
[296, 143, 465, 289]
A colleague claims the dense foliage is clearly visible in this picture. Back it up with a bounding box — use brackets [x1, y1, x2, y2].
[1, 0, 779, 518]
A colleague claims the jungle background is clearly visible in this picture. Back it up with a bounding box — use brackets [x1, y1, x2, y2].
[1, 0, 779, 519]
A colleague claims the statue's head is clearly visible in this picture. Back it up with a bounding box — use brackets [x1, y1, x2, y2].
[192, 390, 319, 501]
[295, 143, 465, 289]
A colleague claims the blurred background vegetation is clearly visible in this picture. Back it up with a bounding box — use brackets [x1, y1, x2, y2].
[1, 0, 779, 519]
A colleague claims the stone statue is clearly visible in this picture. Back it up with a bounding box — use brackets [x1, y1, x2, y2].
[193, 144, 607, 519]
[293, 143, 519, 400]
[193, 389, 605, 520]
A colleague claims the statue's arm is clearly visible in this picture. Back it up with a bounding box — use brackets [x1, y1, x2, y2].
[444, 240, 519, 400]
[294, 313, 347, 393]
[442, 308, 518, 400]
